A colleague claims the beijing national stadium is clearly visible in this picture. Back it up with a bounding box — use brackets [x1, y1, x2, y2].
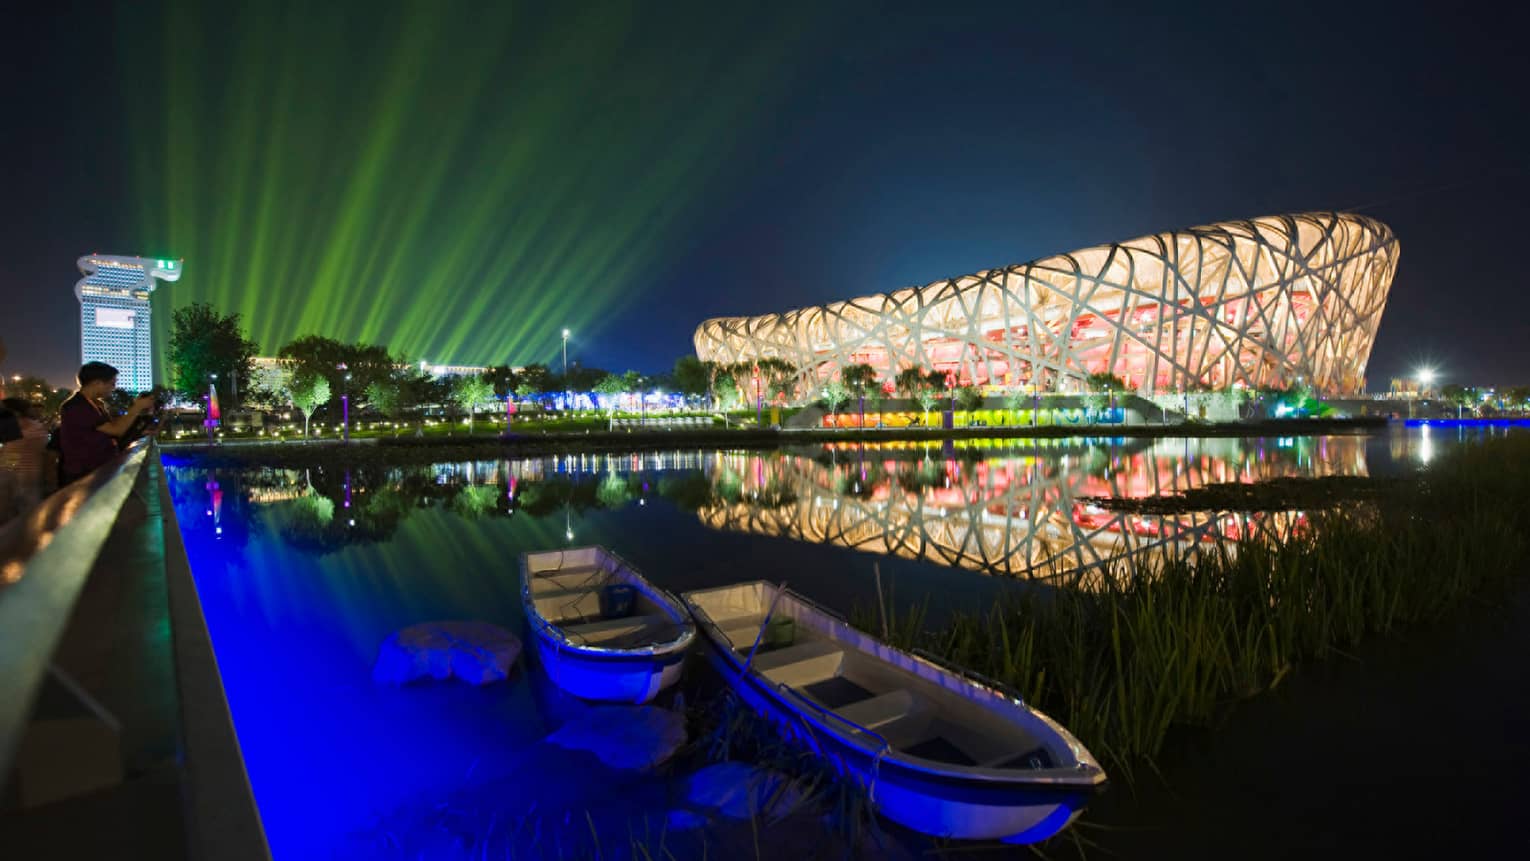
[693, 211, 1398, 400]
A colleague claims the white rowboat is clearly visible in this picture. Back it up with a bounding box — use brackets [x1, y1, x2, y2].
[682, 581, 1106, 843]
[521, 546, 694, 704]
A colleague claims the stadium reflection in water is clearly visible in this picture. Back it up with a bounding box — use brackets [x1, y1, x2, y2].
[696, 435, 1369, 587]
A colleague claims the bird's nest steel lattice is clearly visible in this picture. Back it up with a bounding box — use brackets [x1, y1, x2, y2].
[694, 212, 1398, 400]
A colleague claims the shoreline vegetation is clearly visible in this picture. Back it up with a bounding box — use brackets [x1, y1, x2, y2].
[853, 433, 1530, 781]
[159, 416, 1386, 466]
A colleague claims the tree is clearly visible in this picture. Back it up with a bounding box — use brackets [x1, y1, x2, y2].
[894, 367, 926, 401]
[485, 365, 519, 399]
[517, 363, 554, 394]
[841, 363, 878, 427]
[714, 374, 740, 411]
[278, 336, 394, 403]
[909, 371, 944, 426]
[593, 373, 626, 419]
[286, 371, 331, 439]
[452, 374, 495, 435]
[956, 384, 984, 415]
[562, 364, 609, 393]
[621, 370, 645, 395]
[819, 378, 850, 421]
[867, 384, 887, 428]
[1002, 387, 1028, 425]
[758, 358, 797, 403]
[365, 370, 420, 435]
[167, 302, 259, 408]
[1086, 371, 1128, 393]
[672, 355, 710, 401]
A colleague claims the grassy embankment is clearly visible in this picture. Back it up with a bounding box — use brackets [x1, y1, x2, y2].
[859, 434, 1530, 779]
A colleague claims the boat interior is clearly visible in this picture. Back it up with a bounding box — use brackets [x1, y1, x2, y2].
[524, 549, 686, 650]
[690, 583, 1061, 771]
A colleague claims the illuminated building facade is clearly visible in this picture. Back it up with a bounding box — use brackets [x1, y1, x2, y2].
[75, 254, 182, 392]
[694, 212, 1398, 399]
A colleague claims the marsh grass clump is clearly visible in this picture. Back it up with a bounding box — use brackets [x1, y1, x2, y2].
[861, 434, 1530, 776]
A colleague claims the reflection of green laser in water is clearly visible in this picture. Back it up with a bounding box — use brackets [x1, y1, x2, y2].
[124, 1, 829, 365]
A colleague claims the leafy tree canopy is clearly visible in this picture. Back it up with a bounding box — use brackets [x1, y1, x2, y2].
[956, 384, 984, 412]
[841, 363, 879, 395]
[452, 374, 496, 411]
[1086, 371, 1128, 392]
[517, 363, 554, 393]
[168, 302, 259, 407]
[820, 379, 850, 414]
[285, 371, 331, 436]
[671, 355, 710, 397]
[485, 365, 518, 398]
[278, 335, 394, 398]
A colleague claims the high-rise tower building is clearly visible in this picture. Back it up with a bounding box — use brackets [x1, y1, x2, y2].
[74, 254, 182, 392]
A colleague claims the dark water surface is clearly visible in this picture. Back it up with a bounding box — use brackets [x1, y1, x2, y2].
[161, 426, 1524, 858]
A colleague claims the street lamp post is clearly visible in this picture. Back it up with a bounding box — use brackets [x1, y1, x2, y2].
[338, 363, 350, 443]
[561, 328, 570, 410]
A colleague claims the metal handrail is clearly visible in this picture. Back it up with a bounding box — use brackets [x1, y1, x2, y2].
[774, 584, 848, 622]
[911, 647, 1027, 704]
[0, 439, 150, 775]
[769, 677, 891, 755]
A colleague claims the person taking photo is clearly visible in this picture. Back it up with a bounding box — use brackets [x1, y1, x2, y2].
[58, 361, 156, 486]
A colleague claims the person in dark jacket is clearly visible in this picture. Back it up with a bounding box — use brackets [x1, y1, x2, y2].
[57, 362, 155, 486]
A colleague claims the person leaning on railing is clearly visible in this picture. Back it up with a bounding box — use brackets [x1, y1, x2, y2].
[0, 397, 49, 521]
[57, 361, 156, 487]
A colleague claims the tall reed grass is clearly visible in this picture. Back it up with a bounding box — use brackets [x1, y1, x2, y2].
[860, 434, 1530, 775]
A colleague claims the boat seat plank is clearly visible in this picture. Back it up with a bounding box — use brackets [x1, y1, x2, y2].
[717, 616, 766, 648]
[565, 613, 678, 648]
[534, 588, 603, 624]
[833, 689, 916, 730]
[757, 641, 844, 687]
[751, 639, 840, 672]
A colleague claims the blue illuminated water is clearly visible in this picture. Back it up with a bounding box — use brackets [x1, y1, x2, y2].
[161, 427, 1503, 858]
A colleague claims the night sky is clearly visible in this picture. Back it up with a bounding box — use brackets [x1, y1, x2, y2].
[4, 0, 1528, 387]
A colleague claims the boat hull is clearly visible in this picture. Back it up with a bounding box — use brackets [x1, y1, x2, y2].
[531, 629, 688, 704]
[696, 630, 1093, 842]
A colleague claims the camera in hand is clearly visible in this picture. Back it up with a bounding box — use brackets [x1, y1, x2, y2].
[122, 388, 165, 445]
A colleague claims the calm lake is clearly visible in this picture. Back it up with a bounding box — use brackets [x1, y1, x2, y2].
[160, 424, 1521, 858]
